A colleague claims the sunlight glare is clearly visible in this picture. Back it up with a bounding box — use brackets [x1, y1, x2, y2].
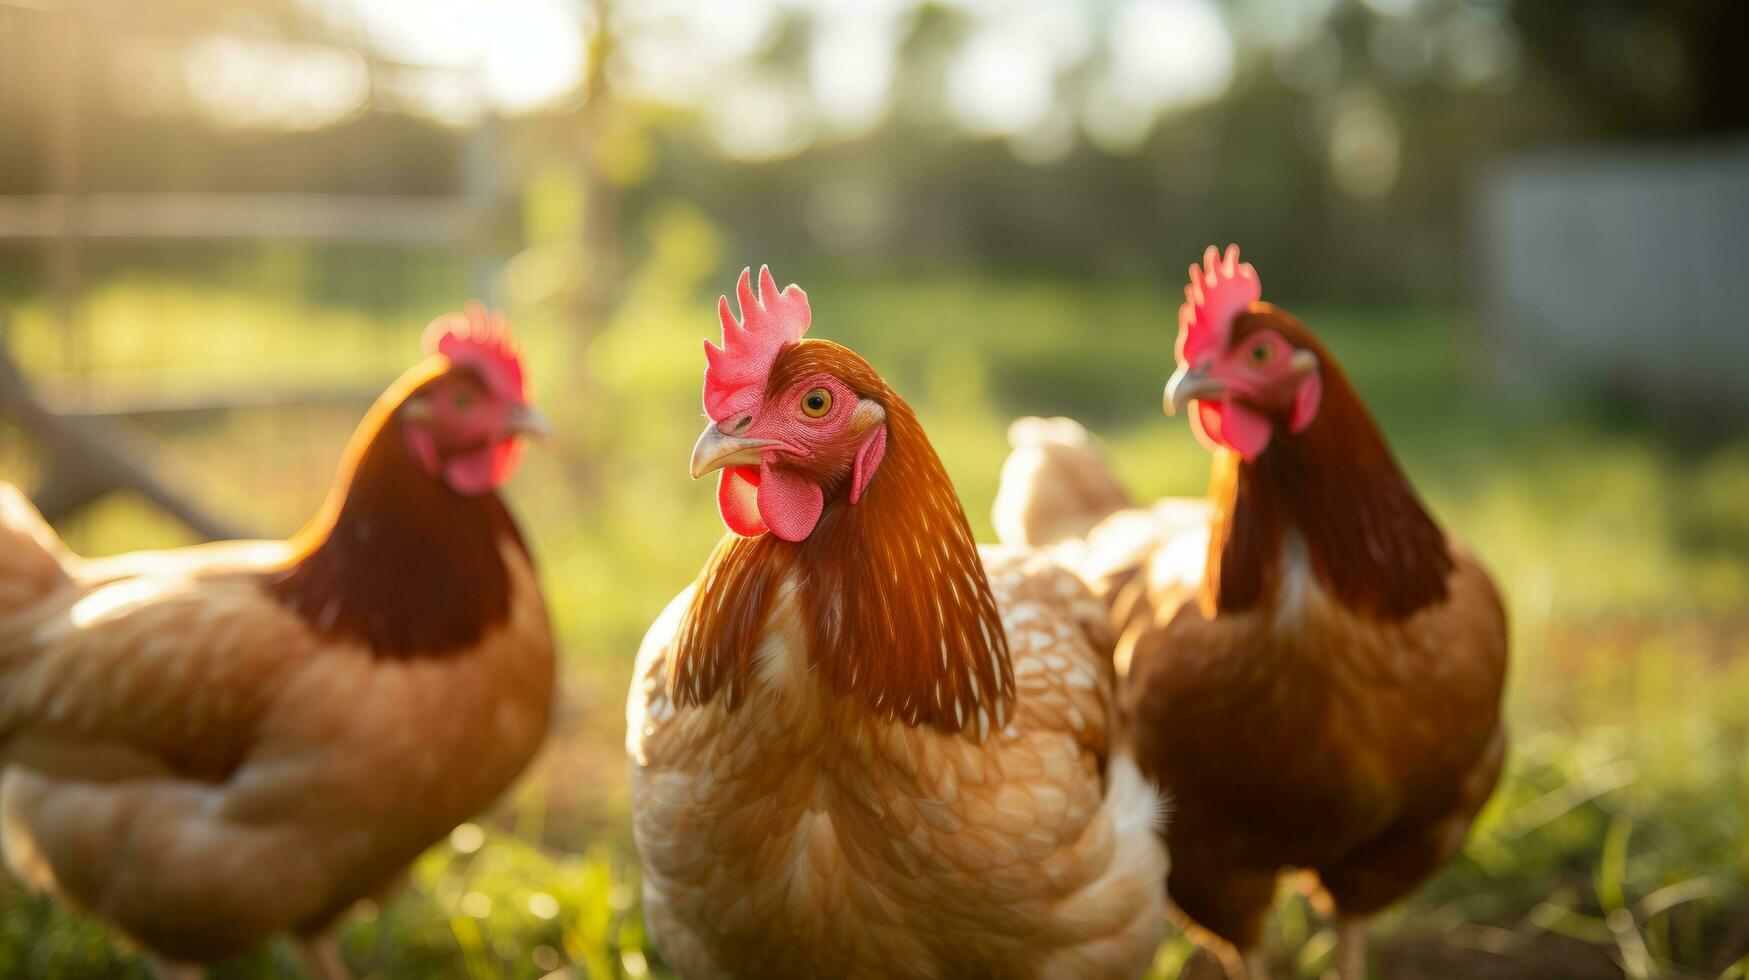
[709, 75, 815, 161]
[1327, 89, 1401, 200]
[1109, 0, 1235, 115]
[69, 579, 175, 630]
[183, 34, 368, 130]
[1081, 70, 1157, 155]
[948, 25, 1055, 137]
[612, 0, 779, 107]
[810, 11, 899, 136]
[343, 0, 584, 117]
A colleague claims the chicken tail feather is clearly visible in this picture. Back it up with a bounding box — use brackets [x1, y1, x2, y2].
[0, 483, 72, 617]
[992, 417, 1131, 549]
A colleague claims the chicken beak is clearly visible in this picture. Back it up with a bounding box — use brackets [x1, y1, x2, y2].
[507, 404, 554, 438]
[1165, 365, 1224, 416]
[690, 422, 776, 480]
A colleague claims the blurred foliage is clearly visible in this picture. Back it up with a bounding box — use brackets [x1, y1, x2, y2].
[2, 0, 1745, 973]
[0, 830, 653, 980]
[2, 199, 1747, 974]
[5, 0, 1748, 304]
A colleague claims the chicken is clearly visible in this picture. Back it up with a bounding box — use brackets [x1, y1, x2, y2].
[626, 267, 1168, 979]
[993, 246, 1508, 978]
[0, 306, 555, 978]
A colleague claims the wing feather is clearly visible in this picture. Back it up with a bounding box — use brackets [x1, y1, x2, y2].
[1, 570, 314, 781]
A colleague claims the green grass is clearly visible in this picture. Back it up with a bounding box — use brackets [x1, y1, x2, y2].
[1, 222, 1746, 976]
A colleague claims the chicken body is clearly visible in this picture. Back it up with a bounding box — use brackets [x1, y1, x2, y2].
[994, 294, 1507, 968]
[630, 548, 1166, 979]
[0, 330, 554, 965]
[630, 271, 1166, 979]
[1115, 508, 1504, 943]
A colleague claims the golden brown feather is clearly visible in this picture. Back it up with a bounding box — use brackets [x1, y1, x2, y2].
[632, 340, 1166, 979]
[995, 303, 1508, 966]
[0, 354, 553, 965]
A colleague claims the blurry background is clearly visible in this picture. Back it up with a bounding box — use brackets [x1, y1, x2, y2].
[1, 0, 1746, 976]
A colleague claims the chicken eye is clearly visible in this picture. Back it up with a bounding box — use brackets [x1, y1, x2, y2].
[1248, 343, 1273, 367]
[452, 392, 474, 410]
[801, 388, 833, 418]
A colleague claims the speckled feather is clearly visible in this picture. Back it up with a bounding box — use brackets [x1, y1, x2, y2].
[628, 546, 1166, 979]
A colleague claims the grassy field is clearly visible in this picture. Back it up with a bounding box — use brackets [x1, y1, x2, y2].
[1, 229, 1746, 977]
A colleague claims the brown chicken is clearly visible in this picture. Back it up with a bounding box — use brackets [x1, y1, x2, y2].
[0, 307, 554, 978]
[994, 247, 1508, 978]
[627, 267, 1168, 979]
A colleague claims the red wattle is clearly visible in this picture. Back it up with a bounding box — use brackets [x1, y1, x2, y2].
[1219, 399, 1274, 460]
[1191, 398, 1274, 461]
[1191, 400, 1226, 455]
[439, 439, 526, 496]
[444, 449, 497, 496]
[717, 466, 766, 537]
[756, 461, 825, 542]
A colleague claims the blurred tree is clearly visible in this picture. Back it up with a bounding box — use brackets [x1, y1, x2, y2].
[1511, 0, 1749, 137]
[5, 0, 1746, 309]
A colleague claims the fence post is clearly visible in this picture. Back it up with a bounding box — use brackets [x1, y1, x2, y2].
[0, 337, 248, 542]
[465, 106, 504, 306]
[45, 7, 84, 390]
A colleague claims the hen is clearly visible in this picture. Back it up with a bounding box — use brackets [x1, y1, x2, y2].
[994, 247, 1508, 978]
[627, 267, 1168, 979]
[0, 307, 554, 978]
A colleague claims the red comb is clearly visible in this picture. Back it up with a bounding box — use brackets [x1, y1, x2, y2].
[421, 302, 529, 404]
[1177, 244, 1261, 365]
[702, 265, 810, 421]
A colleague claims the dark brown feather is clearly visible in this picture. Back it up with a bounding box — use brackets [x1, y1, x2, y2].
[1121, 303, 1506, 950]
[265, 360, 529, 658]
[1202, 306, 1453, 621]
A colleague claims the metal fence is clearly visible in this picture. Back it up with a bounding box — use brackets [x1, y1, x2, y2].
[0, 0, 504, 541]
